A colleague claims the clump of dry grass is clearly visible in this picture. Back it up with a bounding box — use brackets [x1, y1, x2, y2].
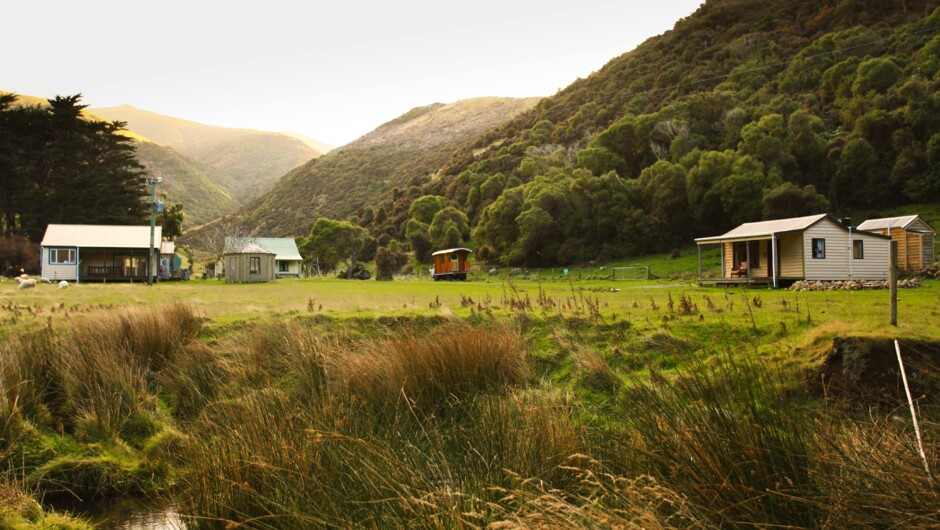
[573, 348, 620, 395]
[335, 322, 529, 413]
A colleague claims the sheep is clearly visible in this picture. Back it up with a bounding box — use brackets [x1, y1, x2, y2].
[18, 279, 37, 290]
[40, 278, 52, 284]
[14, 276, 23, 285]
[58, 281, 69, 290]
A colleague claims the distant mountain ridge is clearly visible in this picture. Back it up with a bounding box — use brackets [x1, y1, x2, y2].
[91, 105, 329, 203]
[220, 96, 540, 238]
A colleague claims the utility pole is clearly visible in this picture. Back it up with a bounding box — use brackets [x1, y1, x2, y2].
[147, 176, 163, 287]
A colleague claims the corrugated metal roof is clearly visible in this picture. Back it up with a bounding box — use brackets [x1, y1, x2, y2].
[857, 215, 928, 231]
[255, 238, 303, 261]
[695, 214, 828, 243]
[224, 237, 301, 260]
[41, 224, 162, 249]
[225, 242, 275, 255]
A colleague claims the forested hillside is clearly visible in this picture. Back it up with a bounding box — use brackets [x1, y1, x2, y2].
[360, 0, 939, 266]
[92, 105, 324, 203]
[226, 97, 539, 237]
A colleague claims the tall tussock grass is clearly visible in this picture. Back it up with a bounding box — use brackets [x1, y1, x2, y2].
[335, 323, 529, 413]
[178, 322, 567, 528]
[0, 303, 200, 441]
[618, 355, 818, 526]
[612, 352, 939, 528]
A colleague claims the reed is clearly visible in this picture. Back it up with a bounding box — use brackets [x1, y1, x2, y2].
[617, 353, 818, 526]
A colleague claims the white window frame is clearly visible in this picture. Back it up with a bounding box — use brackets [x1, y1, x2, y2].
[49, 248, 76, 265]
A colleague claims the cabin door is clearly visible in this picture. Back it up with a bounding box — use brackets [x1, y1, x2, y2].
[229, 257, 237, 280]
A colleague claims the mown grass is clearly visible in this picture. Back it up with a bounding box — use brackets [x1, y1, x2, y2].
[0, 278, 938, 528]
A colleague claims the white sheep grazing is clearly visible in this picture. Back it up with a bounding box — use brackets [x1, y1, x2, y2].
[58, 280, 69, 290]
[14, 276, 23, 285]
[40, 278, 52, 284]
[19, 273, 28, 279]
[18, 279, 37, 290]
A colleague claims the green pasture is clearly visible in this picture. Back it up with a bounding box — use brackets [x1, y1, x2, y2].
[3, 275, 937, 349]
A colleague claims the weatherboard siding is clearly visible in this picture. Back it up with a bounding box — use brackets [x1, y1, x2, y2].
[849, 234, 890, 280]
[778, 234, 803, 278]
[41, 247, 78, 281]
[923, 234, 934, 269]
[803, 220, 888, 280]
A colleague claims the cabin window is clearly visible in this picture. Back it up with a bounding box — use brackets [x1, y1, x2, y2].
[853, 240, 863, 259]
[732, 241, 760, 268]
[812, 238, 826, 259]
[48, 248, 76, 265]
[278, 261, 289, 272]
[249, 257, 261, 274]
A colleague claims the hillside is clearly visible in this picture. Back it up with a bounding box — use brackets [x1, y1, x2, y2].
[280, 131, 334, 155]
[134, 142, 239, 227]
[91, 105, 324, 202]
[357, 0, 939, 266]
[224, 97, 539, 238]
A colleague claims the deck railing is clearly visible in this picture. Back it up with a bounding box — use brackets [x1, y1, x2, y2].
[86, 266, 145, 278]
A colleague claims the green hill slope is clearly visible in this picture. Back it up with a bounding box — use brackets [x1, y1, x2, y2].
[229, 97, 540, 238]
[360, 0, 940, 266]
[134, 142, 239, 227]
[91, 105, 324, 202]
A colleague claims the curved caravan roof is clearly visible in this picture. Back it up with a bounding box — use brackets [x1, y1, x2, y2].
[432, 248, 473, 256]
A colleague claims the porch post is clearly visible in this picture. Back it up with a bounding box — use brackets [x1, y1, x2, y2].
[771, 234, 777, 289]
[745, 240, 751, 279]
[697, 244, 702, 282]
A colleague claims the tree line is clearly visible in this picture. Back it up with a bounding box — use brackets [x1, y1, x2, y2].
[0, 94, 149, 241]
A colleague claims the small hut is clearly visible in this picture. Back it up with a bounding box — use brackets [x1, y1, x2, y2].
[857, 215, 935, 272]
[223, 242, 276, 283]
[431, 248, 472, 281]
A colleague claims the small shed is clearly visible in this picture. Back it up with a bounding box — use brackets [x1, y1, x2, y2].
[159, 241, 180, 280]
[856, 215, 935, 272]
[431, 248, 472, 281]
[223, 242, 276, 283]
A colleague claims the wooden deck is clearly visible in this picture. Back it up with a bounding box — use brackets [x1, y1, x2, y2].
[698, 277, 774, 287]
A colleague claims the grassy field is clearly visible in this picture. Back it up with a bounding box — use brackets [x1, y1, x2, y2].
[1, 275, 938, 528]
[3, 274, 938, 341]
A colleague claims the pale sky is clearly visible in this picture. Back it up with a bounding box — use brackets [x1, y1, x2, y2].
[3, 1, 702, 147]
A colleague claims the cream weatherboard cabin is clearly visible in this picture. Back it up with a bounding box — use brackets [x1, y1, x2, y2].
[856, 215, 935, 272]
[40, 224, 162, 283]
[695, 214, 891, 287]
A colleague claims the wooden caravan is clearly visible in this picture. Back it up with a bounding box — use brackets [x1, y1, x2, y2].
[431, 248, 472, 281]
[857, 215, 935, 272]
[695, 214, 891, 287]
